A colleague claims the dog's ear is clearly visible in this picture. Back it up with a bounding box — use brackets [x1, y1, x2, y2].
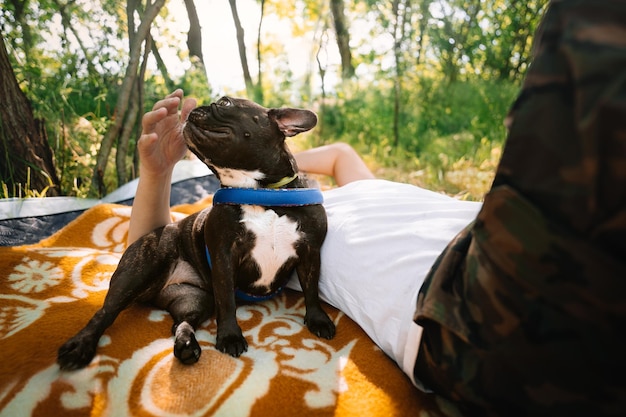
[268, 108, 318, 137]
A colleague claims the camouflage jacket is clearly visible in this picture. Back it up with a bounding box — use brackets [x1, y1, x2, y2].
[414, 1, 626, 415]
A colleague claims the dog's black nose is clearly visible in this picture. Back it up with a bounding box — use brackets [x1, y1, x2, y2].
[187, 107, 211, 124]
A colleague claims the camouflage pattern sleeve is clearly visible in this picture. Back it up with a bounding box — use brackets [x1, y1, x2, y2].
[413, 1, 626, 415]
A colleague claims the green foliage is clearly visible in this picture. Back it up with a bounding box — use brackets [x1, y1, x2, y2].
[10, 50, 120, 197]
[0, 0, 545, 199]
[309, 77, 519, 200]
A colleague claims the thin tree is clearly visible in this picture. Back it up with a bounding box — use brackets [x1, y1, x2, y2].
[329, 0, 354, 80]
[184, 0, 210, 90]
[150, 36, 176, 92]
[6, 0, 34, 60]
[391, 0, 409, 148]
[116, 0, 151, 186]
[54, 0, 97, 76]
[228, 0, 255, 98]
[255, 0, 265, 104]
[185, 0, 204, 64]
[92, 0, 166, 196]
[228, 0, 265, 102]
[415, 0, 431, 66]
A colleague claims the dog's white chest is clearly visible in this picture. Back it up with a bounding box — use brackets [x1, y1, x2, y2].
[241, 206, 300, 288]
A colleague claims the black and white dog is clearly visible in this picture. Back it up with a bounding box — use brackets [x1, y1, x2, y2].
[57, 96, 335, 370]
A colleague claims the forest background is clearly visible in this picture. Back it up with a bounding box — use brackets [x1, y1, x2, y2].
[0, 0, 548, 201]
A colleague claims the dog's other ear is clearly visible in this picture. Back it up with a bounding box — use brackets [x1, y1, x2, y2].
[268, 108, 318, 137]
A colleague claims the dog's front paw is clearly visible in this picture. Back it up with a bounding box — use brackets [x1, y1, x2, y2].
[305, 310, 336, 340]
[216, 331, 248, 357]
[57, 336, 98, 371]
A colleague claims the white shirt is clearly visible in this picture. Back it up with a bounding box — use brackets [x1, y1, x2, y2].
[288, 179, 481, 386]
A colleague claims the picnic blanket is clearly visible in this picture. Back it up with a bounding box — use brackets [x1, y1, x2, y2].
[0, 164, 451, 417]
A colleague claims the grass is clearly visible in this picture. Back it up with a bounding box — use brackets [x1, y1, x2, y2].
[1, 167, 54, 199]
[293, 133, 500, 201]
[367, 154, 497, 201]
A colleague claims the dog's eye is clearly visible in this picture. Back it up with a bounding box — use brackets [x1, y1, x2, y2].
[217, 97, 232, 107]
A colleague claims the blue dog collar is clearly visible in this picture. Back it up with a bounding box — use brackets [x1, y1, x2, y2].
[235, 287, 284, 302]
[213, 187, 323, 207]
[205, 246, 284, 302]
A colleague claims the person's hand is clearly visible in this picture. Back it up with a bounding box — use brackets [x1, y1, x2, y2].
[137, 89, 197, 177]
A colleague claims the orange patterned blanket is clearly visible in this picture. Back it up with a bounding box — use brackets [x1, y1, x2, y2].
[0, 199, 447, 417]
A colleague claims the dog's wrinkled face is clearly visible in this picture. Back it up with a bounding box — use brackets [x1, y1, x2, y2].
[183, 96, 317, 186]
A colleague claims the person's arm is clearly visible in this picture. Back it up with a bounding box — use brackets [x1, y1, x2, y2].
[294, 142, 374, 187]
[127, 89, 197, 245]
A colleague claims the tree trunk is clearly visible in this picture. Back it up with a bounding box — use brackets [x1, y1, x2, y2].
[392, 0, 403, 148]
[150, 37, 176, 92]
[329, 0, 354, 80]
[54, 0, 97, 75]
[254, 0, 265, 104]
[7, 0, 34, 60]
[184, 0, 210, 90]
[315, 27, 329, 145]
[92, 0, 165, 196]
[184, 0, 204, 65]
[415, 0, 431, 65]
[0, 32, 60, 197]
[228, 0, 255, 98]
[116, 38, 149, 186]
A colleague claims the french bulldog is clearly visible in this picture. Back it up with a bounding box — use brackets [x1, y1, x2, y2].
[57, 96, 335, 370]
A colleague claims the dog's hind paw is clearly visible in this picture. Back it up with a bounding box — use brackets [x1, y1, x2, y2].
[57, 337, 98, 371]
[174, 333, 202, 364]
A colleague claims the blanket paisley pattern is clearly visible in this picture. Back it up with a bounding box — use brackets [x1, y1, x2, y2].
[0, 200, 446, 417]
